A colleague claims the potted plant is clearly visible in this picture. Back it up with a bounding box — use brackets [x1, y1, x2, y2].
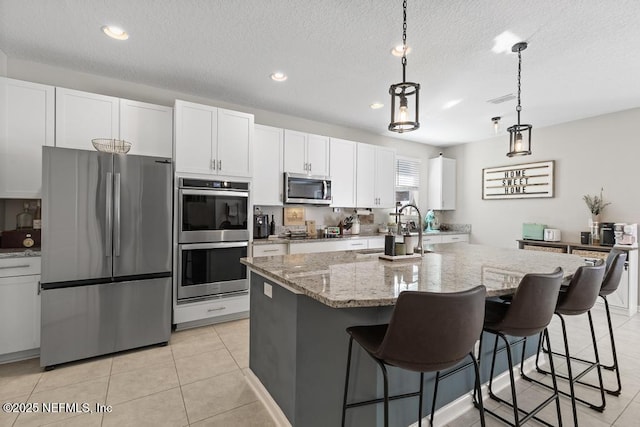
[583, 188, 611, 223]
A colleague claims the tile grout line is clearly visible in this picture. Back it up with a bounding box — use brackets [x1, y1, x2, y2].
[170, 339, 192, 427]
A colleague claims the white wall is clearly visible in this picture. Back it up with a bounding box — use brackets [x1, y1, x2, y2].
[6, 58, 441, 214]
[0, 49, 7, 76]
[442, 107, 640, 248]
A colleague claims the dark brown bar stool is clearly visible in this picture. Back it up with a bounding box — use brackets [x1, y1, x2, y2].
[523, 261, 607, 426]
[341, 286, 487, 427]
[547, 250, 627, 397]
[480, 268, 563, 427]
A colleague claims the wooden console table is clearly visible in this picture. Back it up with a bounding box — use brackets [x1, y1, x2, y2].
[517, 240, 638, 316]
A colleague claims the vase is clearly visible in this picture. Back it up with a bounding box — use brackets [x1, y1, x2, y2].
[591, 213, 601, 223]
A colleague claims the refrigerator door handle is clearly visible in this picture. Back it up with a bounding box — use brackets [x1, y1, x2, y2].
[114, 172, 121, 257]
[106, 172, 113, 256]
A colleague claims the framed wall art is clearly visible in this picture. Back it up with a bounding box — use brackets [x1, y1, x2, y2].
[482, 160, 554, 199]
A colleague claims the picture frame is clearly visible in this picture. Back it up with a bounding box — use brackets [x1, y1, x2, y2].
[482, 160, 554, 199]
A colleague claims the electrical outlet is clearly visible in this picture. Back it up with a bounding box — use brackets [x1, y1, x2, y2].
[264, 282, 272, 298]
[333, 207, 341, 213]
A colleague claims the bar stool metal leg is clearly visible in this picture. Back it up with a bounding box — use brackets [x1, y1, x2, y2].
[341, 336, 354, 427]
[601, 296, 622, 395]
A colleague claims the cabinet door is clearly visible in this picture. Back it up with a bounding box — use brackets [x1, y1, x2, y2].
[329, 138, 356, 207]
[283, 130, 308, 174]
[253, 125, 284, 205]
[120, 99, 173, 158]
[356, 143, 376, 207]
[217, 108, 254, 177]
[0, 275, 40, 355]
[0, 78, 54, 198]
[307, 134, 330, 176]
[174, 100, 216, 175]
[375, 146, 396, 208]
[55, 87, 119, 150]
[441, 157, 456, 209]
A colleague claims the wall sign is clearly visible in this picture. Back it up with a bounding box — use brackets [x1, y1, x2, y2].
[482, 160, 554, 199]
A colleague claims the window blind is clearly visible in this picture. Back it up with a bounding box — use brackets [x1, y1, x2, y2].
[396, 157, 421, 188]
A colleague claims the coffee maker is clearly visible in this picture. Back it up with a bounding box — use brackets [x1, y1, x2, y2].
[600, 222, 616, 246]
[254, 214, 269, 239]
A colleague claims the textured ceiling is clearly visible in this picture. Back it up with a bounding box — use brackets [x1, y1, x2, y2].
[1, 0, 639, 146]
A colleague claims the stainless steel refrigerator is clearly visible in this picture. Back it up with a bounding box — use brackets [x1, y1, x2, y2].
[40, 146, 172, 368]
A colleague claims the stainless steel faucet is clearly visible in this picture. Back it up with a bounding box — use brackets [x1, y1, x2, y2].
[396, 203, 423, 256]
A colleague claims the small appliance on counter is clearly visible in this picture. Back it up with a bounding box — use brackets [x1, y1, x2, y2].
[543, 228, 561, 242]
[614, 223, 637, 246]
[600, 222, 616, 246]
[522, 223, 546, 240]
[254, 214, 269, 239]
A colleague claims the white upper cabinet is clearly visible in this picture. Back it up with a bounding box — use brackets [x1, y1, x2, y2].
[356, 143, 396, 208]
[330, 138, 356, 208]
[175, 100, 254, 178]
[56, 88, 173, 158]
[428, 155, 456, 210]
[0, 78, 55, 198]
[375, 146, 396, 208]
[55, 87, 119, 151]
[217, 108, 254, 178]
[253, 125, 284, 206]
[283, 130, 329, 176]
[120, 99, 173, 158]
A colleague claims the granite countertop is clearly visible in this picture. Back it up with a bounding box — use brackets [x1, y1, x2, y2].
[241, 243, 585, 308]
[0, 248, 41, 259]
[253, 230, 470, 245]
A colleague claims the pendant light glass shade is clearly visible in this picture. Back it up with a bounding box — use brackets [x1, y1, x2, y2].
[389, 81, 420, 133]
[388, 0, 420, 133]
[507, 42, 532, 157]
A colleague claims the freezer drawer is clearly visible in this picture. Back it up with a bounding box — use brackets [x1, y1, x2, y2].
[40, 277, 171, 368]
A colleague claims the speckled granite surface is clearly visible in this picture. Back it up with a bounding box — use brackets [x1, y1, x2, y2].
[241, 243, 585, 308]
[0, 248, 41, 258]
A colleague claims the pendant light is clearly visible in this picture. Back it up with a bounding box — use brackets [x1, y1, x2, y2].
[507, 42, 532, 157]
[389, 0, 420, 133]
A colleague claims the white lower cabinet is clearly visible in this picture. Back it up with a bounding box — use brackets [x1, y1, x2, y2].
[173, 294, 249, 325]
[422, 233, 469, 245]
[0, 257, 41, 357]
[252, 243, 288, 257]
[289, 237, 380, 254]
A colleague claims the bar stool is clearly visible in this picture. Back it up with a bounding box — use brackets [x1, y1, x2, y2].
[523, 261, 606, 426]
[481, 267, 563, 427]
[341, 286, 487, 427]
[547, 250, 627, 397]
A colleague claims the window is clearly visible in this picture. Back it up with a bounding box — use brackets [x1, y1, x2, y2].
[395, 157, 421, 206]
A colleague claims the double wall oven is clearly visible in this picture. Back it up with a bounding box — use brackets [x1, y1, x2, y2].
[177, 178, 249, 302]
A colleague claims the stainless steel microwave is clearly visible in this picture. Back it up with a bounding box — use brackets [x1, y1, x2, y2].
[284, 173, 332, 205]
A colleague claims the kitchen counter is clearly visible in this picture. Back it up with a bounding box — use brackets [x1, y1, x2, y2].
[0, 248, 41, 258]
[244, 243, 584, 426]
[241, 243, 584, 308]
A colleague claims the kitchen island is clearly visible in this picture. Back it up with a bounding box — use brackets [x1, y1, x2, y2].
[241, 244, 586, 427]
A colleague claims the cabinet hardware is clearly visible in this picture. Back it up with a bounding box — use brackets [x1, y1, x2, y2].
[218, 160, 222, 170]
[263, 249, 280, 253]
[38, 280, 41, 295]
[207, 306, 226, 312]
[0, 264, 30, 270]
[211, 159, 216, 170]
[309, 162, 312, 172]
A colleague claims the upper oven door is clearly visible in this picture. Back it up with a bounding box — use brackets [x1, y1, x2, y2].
[179, 189, 249, 243]
[285, 173, 332, 205]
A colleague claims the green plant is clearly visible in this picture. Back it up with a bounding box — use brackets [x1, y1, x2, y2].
[583, 188, 611, 215]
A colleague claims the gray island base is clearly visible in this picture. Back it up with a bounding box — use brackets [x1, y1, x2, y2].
[242, 244, 585, 426]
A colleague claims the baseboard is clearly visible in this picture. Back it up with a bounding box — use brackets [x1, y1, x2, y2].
[0, 348, 39, 365]
[174, 311, 249, 331]
[245, 368, 291, 427]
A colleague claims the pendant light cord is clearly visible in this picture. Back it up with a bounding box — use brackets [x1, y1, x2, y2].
[516, 48, 522, 126]
[401, 0, 407, 83]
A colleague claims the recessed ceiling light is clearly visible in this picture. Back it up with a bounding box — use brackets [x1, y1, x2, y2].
[102, 25, 129, 41]
[270, 72, 288, 82]
[442, 99, 462, 109]
[370, 102, 384, 109]
[390, 45, 412, 57]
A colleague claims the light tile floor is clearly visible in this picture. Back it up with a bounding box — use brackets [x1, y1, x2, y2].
[1, 304, 639, 426]
[0, 318, 275, 427]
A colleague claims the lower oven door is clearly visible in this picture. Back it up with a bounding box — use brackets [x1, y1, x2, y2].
[178, 241, 248, 301]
